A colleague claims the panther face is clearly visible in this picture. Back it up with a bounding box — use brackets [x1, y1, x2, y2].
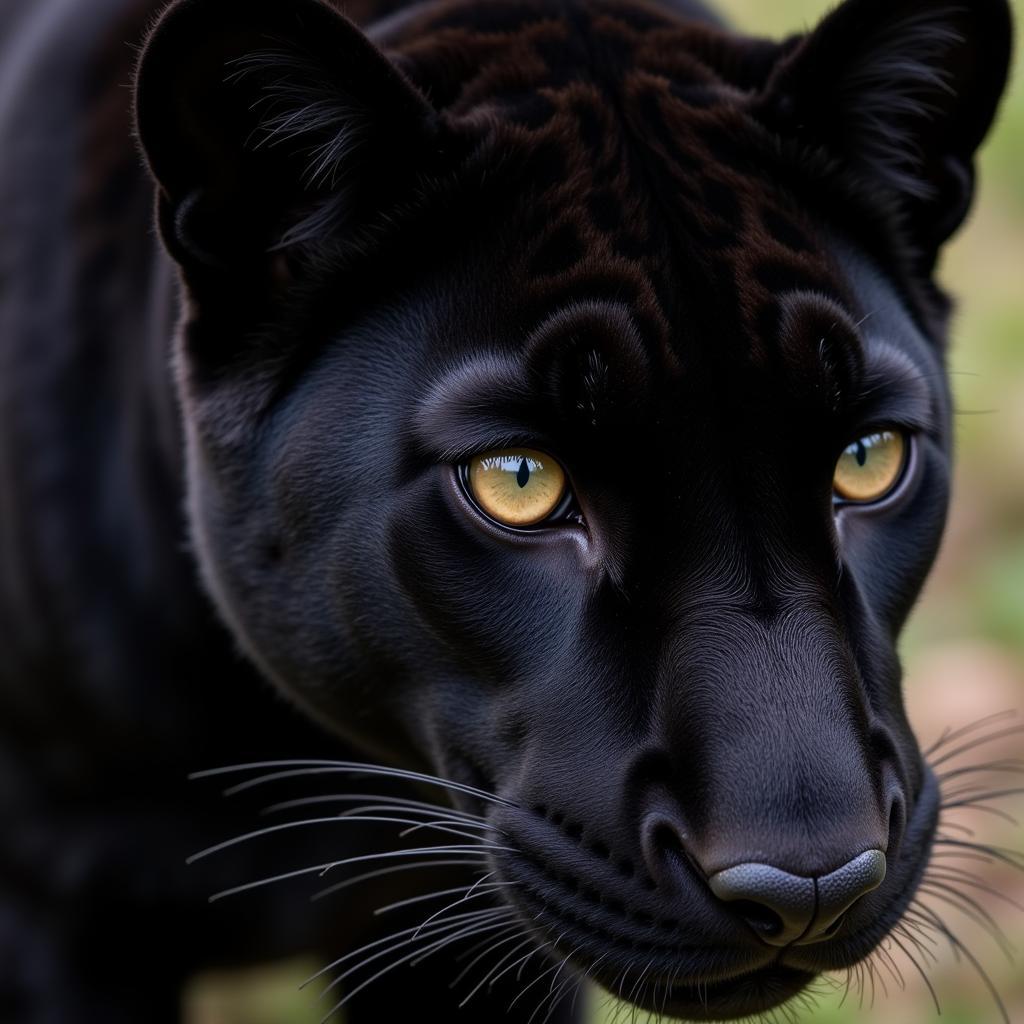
[135, 0, 1012, 1018]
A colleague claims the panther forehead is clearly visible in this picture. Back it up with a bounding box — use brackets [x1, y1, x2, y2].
[385, 0, 853, 375]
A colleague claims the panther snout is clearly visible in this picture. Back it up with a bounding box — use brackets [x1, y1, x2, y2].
[637, 771, 896, 949]
[707, 850, 887, 946]
[496, 768, 941, 1022]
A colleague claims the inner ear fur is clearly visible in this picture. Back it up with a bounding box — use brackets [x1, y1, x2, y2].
[756, 0, 1013, 262]
[134, 0, 438, 272]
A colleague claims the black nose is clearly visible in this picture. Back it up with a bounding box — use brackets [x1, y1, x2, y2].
[708, 850, 886, 946]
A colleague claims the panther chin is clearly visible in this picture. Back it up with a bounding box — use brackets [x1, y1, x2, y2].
[608, 965, 816, 1021]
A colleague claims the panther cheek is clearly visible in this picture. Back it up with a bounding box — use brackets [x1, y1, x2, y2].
[384, 474, 585, 685]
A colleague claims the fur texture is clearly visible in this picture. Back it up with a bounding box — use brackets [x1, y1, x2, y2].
[0, 0, 1013, 1020]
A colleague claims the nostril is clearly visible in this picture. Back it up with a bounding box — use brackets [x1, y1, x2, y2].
[707, 863, 816, 947]
[811, 849, 886, 937]
[730, 899, 785, 939]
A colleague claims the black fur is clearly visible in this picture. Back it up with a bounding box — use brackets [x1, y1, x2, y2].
[0, 0, 1013, 1020]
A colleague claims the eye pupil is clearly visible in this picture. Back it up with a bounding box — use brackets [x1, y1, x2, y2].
[466, 447, 567, 528]
[833, 430, 907, 504]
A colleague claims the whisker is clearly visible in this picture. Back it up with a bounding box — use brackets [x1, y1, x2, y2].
[864, 951, 880, 1007]
[339, 805, 486, 825]
[452, 932, 533, 997]
[917, 882, 1014, 959]
[941, 775, 1024, 797]
[410, 879, 514, 938]
[568, 951, 611, 1023]
[835, 965, 853, 1009]
[310, 857, 485, 902]
[464, 938, 540, 1008]
[657, 959, 676, 1018]
[615, 963, 636, 1023]
[924, 868, 1024, 911]
[373, 878, 511, 917]
[540, 943, 583, 1008]
[875, 938, 905, 991]
[890, 926, 942, 1012]
[932, 837, 1024, 872]
[928, 849, 998, 867]
[943, 803, 1020, 826]
[409, 912, 520, 968]
[188, 816, 504, 864]
[320, 908, 516, 998]
[303, 906, 504, 989]
[941, 779, 1024, 801]
[544, 965, 582, 1024]
[928, 725, 1024, 770]
[318, 912, 517, 1023]
[942, 786, 1024, 809]
[938, 820, 977, 837]
[910, 900, 1010, 1024]
[937, 761, 1024, 787]
[924, 710, 1017, 758]
[313, 908, 507, 994]
[894, 921, 940, 966]
[623, 958, 654, 1016]
[527, 958, 574, 1024]
[191, 759, 515, 808]
[495, 922, 562, 1004]
[919, 878, 1006, 938]
[261, 792, 486, 822]
[488, 932, 550, 990]
[453, 922, 523, 966]
[518, 913, 551, 984]
[208, 845, 501, 902]
[508, 938, 580, 1013]
[904, 908, 962, 966]
[400, 817, 499, 839]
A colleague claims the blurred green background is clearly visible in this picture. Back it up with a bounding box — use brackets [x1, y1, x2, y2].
[187, 1, 1024, 1021]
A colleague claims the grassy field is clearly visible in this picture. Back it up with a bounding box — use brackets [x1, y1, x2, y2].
[188, 1, 1024, 1021]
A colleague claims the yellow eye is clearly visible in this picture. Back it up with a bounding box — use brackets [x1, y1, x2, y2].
[467, 448, 567, 527]
[833, 431, 907, 503]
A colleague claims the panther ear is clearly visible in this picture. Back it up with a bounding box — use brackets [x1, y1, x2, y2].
[758, 0, 1012, 263]
[134, 0, 437, 275]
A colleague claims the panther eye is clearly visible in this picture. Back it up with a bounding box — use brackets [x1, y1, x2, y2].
[466, 448, 567, 527]
[833, 430, 908, 504]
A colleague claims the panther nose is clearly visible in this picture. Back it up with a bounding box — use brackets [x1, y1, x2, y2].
[708, 850, 886, 946]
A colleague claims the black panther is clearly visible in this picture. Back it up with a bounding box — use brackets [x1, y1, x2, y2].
[0, 0, 1017, 1020]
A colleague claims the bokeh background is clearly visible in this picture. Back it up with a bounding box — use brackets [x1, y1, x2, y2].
[187, 1, 1024, 1021]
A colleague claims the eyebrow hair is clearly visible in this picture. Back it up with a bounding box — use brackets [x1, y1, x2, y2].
[413, 300, 651, 463]
[520, 299, 650, 434]
[411, 352, 544, 463]
[852, 335, 941, 433]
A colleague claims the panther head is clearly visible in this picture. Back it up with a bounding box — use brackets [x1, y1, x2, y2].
[135, 0, 1013, 1017]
